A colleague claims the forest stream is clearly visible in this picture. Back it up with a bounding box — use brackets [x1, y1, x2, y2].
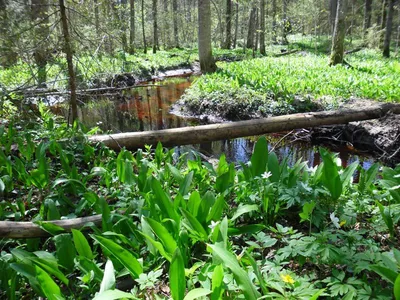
[51, 76, 375, 171]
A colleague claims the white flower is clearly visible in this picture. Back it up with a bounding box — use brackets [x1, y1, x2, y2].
[330, 212, 340, 229]
[208, 221, 220, 231]
[261, 171, 272, 179]
[335, 158, 342, 167]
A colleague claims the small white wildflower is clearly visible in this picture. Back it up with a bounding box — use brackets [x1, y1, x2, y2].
[335, 157, 342, 167]
[330, 212, 340, 229]
[389, 185, 400, 191]
[208, 221, 220, 231]
[261, 171, 272, 179]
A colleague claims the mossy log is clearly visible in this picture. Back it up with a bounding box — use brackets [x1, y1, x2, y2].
[89, 103, 400, 151]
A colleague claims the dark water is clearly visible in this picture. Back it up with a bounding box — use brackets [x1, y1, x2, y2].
[52, 77, 374, 169]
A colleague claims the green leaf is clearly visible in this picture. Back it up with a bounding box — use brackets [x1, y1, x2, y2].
[72, 229, 94, 259]
[228, 224, 265, 236]
[299, 201, 316, 223]
[179, 171, 193, 196]
[151, 178, 180, 223]
[181, 208, 208, 240]
[208, 243, 260, 300]
[144, 217, 178, 257]
[211, 264, 224, 300]
[34, 221, 65, 236]
[170, 248, 185, 300]
[309, 289, 326, 300]
[340, 161, 358, 188]
[184, 288, 211, 300]
[230, 204, 258, 222]
[370, 265, 398, 284]
[35, 265, 64, 300]
[188, 191, 202, 218]
[93, 289, 136, 300]
[207, 195, 226, 223]
[92, 235, 142, 279]
[319, 148, 342, 200]
[139, 231, 172, 261]
[394, 274, 400, 300]
[167, 163, 184, 183]
[99, 260, 116, 293]
[268, 152, 280, 182]
[54, 234, 75, 273]
[376, 201, 395, 238]
[76, 257, 104, 283]
[251, 137, 268, 178]
[244, 251, 268, 295]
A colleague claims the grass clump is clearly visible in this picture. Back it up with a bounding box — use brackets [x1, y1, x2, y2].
[181, 49, 400, 120]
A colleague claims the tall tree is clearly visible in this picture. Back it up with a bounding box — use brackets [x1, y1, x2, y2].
[233, 1, 239, 48]
[330, 0, 347, 65]
[152, 0, 158, 53]
[120, 0, 128, 52]
[142, 0, 147, 53]
[272, 0, 277, 43]
[31, 0, 49, 85]
[282, 0, 289, 44]
[94, 0, 100, 38]
[129, 0, 135, 53]
[330, 0, 338, 33]
[223, 0, 232, 49]
[382, 0, 395, 57]
[172, 0, 179, 48]
[260, 0, 266, 54]
[363, 0, 372, 37]
[198, 0, 217, 73]
[59, 0, 78, 122]
[380, 0, 388, 46]
[247, 5, 257, 48]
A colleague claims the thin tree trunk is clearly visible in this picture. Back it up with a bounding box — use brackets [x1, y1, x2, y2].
[233, 1, 239, 48]
[255, 8, 259, 51]
[152, 0, 158, 53]
[198, 0, 217, 73]
[330, 0, 347, 65]
[330, 0, 338, 33]
[247, 6, 257, 48]
[142, 0, 147, 53]
[59, 0, 78, 123]
[162, 0, 170, 48]
[172, 0, 179, 48]
[282, 0, 288, 44]
[223, 0, 232, 49]
[363, 0, 372, 37]
[272, 0, 277, 43]
[94, 0, 100, 38]
[120, 0, 128, 52]
[260, 0, 266, 55]
[129, 0, 135, 53]
[383, 0, 395, 57]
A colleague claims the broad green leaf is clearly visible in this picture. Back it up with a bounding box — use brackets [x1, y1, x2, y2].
[72, 229, 94, 259]
[244, 251, 268, 295]
[170, 248, 185, 300]
[207, 195, 226, 223]
[340, 161, 358, 188]
[77, 257, 104, 283]
[138, 231, 172, 261]
[268, 152, 280, 182]
[179, 171, 193, 196]
[168, 163, 184, 183]
[309, 289, 326, 300]
[211, 264, 224, 300]
[99, 260, 115, 293]
[92, 235, 142, 278]
[228, 224, 265, 236]
[394, 274, 400, 300]
[230, 204, 258, 222]
[35, 265, 64, 300]
[299, 201, 316, 223]
[319, 148, 342, 200]
[208, 243, 260, 300]
[54, 234, 75, 272]
[370, 265, 398, 283]
[151, 178, 179, 223]
[93, 289, 136, 300]
[376, 201, 395, 238]
[30, 257, 69, 286]
[34, 221, 65, 236]
[144, 217, 177, 256]
[184, 288, 211, 300]
[188, 191, 202, 218]
[181, 208, 208, 240]
[250, 137, 268, 178]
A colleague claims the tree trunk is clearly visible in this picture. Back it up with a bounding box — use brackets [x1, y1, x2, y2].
[162, 0, 170, 48]
[142, 0, 147, 53]
[129, 0, 135, 53]
[260, 0, 266, 55]
[330, 0, 338, 33]
[247, 6, 257, 49]
[31, 0, 49, 86]
[198, 0, 217, 73]
[119, 0, 129, 52]
[152, 0, 158, 53]
[272, 0, 277, 43]
[382, 0, 395, 57]
[89, 104, 400, 150]
[282, 0, 288, 44]
[59, 0, 78, 123]
[330, 0, 347, 66]
[94, 0, 100, 38]
[254, 8, 259, 51]
[172, 0, 179, 48]
[363, 0, 372, 37]
[233, 1, 239, 48]
[223, 0, 232, 49]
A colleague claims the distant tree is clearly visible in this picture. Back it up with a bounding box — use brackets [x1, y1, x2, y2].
[129, 0, 135, 53]
[172, 0, 179, 48]
[272, 0, 277, 43]
[260, 0, 266, 55]
[363, 0, 372, 37]
[223, 0, 232, 49]
[152, 0, 158, 53]
[198, 0, 217, 73]
[247, 4, 257, 48]
[330, 0, 347, 65]
[233, 1, 239, 48]
[282, 0, 289, 44]
[142, 0, 147, 53]
[330, 0, 338, 33]
[59, 0, 78, 122]
[382, 0, 395, 57]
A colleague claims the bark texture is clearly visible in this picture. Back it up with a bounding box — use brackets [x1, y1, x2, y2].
[129, 0, 135, 53]
[272, 0, 277, 43]
[152, 0, 158, 53]
[198, 0, 217, 73]
[330, 0, 347, 65]
[172, 0, 179, 48]
[260, 0, 266, 54]
[247, 6, 257, 48]
[382, 0, 395, 57]
[223, 0, 232, 49]
[363, 0, 372, 36]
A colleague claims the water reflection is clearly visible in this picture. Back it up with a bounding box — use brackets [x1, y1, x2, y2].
[51, 77, 375, 169]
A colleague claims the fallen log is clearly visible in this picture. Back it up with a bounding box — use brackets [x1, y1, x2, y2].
[0, 215, 102, 239]
[89, 103, 400, 151]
